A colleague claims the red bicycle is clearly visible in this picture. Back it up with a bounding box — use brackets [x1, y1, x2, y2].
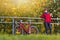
[15, 20, 39, 34]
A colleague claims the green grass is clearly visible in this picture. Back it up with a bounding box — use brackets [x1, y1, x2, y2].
[0, 34, 60, 40]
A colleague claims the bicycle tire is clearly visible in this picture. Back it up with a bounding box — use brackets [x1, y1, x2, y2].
[31, 26, 39, 34]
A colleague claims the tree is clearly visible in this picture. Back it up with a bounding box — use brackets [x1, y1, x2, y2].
[47, 0, 60, 18]
[0, 0, 50, 17]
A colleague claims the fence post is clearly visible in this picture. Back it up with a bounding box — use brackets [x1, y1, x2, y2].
[12, 18, 15, 35]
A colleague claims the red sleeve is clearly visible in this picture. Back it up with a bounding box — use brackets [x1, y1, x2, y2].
[40, 13, 44, 18]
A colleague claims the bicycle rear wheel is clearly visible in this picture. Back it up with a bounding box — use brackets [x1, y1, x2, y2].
[31, 26, 39, 34]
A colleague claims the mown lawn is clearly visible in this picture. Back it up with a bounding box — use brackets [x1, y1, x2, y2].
[0, 34, 60, 40]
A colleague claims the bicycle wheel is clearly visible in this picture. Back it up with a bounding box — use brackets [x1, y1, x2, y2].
[31, 26, 39, 34]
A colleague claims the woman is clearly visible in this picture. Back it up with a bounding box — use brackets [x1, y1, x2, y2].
[40, 8, 52, 34]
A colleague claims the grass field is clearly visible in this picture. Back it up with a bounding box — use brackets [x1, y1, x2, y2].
[0, 34, 60, 40]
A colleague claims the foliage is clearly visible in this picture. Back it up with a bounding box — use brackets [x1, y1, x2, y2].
[0, 0, 60, 34]
[0, 0, 50, 17]
[48, 0, 60, 18]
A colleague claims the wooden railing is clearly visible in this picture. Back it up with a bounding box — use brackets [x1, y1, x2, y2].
[0, 16, 60, 34]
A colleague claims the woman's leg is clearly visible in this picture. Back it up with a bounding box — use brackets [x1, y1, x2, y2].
[48, 22, 52, 34]
[44, 22, 48, 34]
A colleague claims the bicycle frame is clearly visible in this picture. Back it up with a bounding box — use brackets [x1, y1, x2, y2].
[17, 21, 31, 34]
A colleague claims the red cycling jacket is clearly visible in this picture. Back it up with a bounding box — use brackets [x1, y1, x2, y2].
[40, 12, 51, 22]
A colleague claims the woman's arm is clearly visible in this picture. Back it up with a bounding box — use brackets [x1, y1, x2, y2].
[40, 13, 44, 18]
